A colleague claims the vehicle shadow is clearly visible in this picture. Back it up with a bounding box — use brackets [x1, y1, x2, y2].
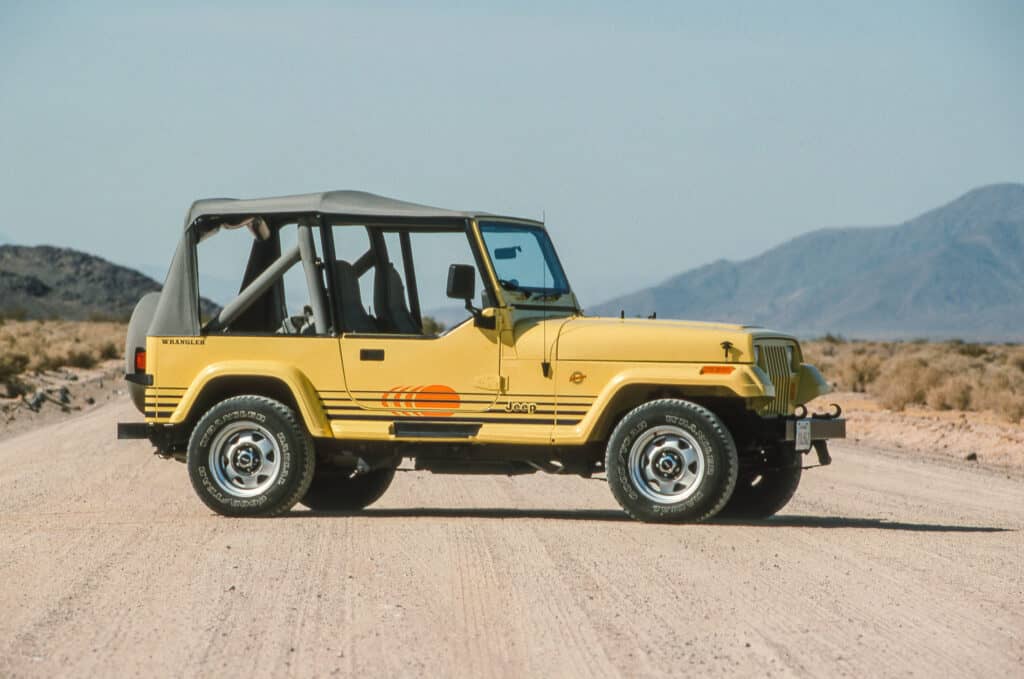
[292, 508, 1011, 532]
[298, 507, 632, 522]
[708, 515, 1012, 533]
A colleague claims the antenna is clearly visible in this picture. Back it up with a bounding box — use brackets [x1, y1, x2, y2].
[541, 224, 551, 378]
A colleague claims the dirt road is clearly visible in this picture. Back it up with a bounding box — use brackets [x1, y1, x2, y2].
[1, 400, 1021, 678]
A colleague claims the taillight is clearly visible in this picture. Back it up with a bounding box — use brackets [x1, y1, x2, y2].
[134, 348, 146, 373]
[700, 365, 735, 375]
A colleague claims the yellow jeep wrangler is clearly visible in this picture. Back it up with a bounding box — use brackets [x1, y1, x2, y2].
[118, 190, 844, 522]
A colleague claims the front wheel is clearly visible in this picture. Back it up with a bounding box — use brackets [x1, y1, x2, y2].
[605, 399, 738, 523]
[187, 395, 315, 517]
[719, 461, 802, 519]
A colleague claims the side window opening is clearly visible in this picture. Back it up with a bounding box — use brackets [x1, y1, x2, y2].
[331, 225, 379, 333]
[374, 231, 421, 334]
[277, 224, 320, 334]
[197, 217, 329, 336]
[327, 224, 488, 336]
[407, 229, 488, 334]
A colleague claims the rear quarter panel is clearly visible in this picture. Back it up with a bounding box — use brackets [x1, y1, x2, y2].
[145, 336, 344, 437]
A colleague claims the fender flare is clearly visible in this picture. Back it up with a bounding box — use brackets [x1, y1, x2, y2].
[169, 361, 332, 438]
[570, 364, 773, 442]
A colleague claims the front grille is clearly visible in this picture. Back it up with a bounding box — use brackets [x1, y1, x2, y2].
[756, 342, 795, 416]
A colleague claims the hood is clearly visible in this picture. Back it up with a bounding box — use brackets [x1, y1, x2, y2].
[555, 316, 785, 363]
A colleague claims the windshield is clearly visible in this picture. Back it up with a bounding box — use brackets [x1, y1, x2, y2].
[479, 221, 571, 297]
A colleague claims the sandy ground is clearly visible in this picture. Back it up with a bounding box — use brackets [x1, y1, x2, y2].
[0, 398, 1021, 678]
[0, 361, 123, 440]
[811, 392, 1024, 475]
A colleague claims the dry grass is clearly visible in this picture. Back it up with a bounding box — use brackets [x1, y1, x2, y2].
[0, 320, 125, 384]
[804, 338, 1024, 424]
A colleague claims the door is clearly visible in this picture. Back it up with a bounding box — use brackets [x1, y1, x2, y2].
[330, 224, 503, 421]
[339, 322, 502, 417]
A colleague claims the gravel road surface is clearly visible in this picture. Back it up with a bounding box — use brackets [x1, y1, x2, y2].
[1, 400, 1021, 678]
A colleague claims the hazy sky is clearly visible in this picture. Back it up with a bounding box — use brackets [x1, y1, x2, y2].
[1, 1, 1021, 307]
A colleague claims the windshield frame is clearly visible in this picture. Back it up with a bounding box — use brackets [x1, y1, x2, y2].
[477, 219, 573, 301]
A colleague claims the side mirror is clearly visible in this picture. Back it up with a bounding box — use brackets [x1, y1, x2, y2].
[446, 264, 496, 330]
[446, 264, 476, 301]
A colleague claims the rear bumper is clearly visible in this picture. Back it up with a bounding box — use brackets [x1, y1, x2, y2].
[117, 422, 152, 439]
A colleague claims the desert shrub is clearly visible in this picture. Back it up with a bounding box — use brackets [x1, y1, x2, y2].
[421, 316, 446, 336]
[821, 333, 845, 344]
[995, 395, 1024, 424]
[0, 352, 30, 382]
[951, 341, 988, 358]
[65, 350, 98, 369]
[98, 341, 120, 360]
[4, 376, 30, 398]
[872, 356, 942, 410]
[1010, 354, 1024, 373]
[835, 353, 882, 392]
[925, 376, 973, 411]
[32, 353, 66, 372]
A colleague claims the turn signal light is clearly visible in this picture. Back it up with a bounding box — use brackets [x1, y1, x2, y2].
[134, 348, 146, 373]
[700, 365, 735, 375]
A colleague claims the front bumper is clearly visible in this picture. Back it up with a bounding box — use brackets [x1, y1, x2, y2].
[783, 417, 846, 443]
[749, 414, 845, 468]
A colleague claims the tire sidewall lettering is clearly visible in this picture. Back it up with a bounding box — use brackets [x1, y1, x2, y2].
[189, 398, 309, 516]
[607, 401, 737, 522]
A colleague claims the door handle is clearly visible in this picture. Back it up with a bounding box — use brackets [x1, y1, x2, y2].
[360, 349, 385, 361]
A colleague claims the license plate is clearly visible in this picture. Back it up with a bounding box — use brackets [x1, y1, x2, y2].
[795, 419, 812, 451]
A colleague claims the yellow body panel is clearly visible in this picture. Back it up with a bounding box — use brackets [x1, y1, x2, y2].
[145, 312, 822, 446]
[141, 217, 830, 447]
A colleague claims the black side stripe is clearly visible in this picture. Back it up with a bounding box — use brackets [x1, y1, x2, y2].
[327, 414, 581, 426]
[332, 389, 600, 399]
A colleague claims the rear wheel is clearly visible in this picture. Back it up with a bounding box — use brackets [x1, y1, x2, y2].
[300, 466, 396, 512]
[719, 461, 802, 519]
[187, 395, 315, 517]
[606, 399, 738, 523]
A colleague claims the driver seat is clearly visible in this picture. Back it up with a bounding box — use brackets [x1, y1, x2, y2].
[333, 260, 377, 333]
[375, 263, 420, 334]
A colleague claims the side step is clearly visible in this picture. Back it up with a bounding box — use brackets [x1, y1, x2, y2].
[414, 459, 537, 475]
[392, 421, 482, 439]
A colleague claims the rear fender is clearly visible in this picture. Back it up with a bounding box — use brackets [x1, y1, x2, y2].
[169, 361, 331, 437]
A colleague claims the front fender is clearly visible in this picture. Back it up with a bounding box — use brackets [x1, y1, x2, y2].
[568, 363, 774, 443]
[169, 361, 332, 437]
[596, 364, 774, 401]
[795, 363, 830, 405]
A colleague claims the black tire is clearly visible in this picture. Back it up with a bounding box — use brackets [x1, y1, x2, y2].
[606, 399, 738, 523]
[300, 466, 396, 512]
[187, 395, 315, 517]
[719, 462, 802, 519]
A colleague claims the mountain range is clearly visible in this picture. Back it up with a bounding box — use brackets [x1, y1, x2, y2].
[0, 245, 218, 321]
[0, 185, 1020, 340]
[592, 184, 1024, 341]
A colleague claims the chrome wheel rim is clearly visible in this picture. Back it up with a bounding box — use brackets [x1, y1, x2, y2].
[208, 421, 282, 498]
[628, 425, 706, 504]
